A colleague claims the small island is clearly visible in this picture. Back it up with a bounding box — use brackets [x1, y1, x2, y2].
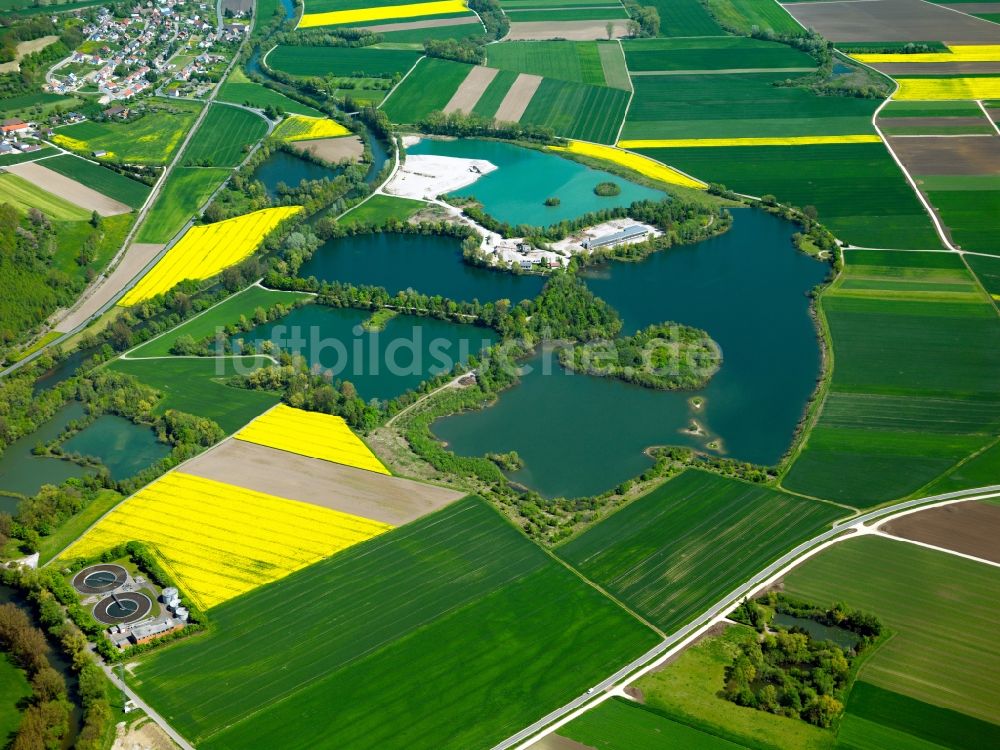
[560, 322, 722, 390]
[544, 197, 561, 206]
[594, 181, 622, 197]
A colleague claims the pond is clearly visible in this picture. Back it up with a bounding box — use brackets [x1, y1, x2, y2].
[61, 414, 170, 481]
[32, 347, 99, 395]
[406, 138, 664, 227]
[298, 232, 546, 304]
[432, 209, 829, 498]
[365, 126, 391, 184]
[232, 304, 497, 402]
[773, 613, 861, 649]
[252, 149, 342, 200]
[0, 401, 92, 511]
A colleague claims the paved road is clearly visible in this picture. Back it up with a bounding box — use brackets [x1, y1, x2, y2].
[493, 484, 1000, 750]
[102, 664, 195, 750]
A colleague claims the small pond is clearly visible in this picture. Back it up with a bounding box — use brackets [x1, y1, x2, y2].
[406, 138, 664, 226]
[773, 613, 861, 649]
[32, 347, 99, 395]
[0, 401, 92, 510]
[433, 209, 829, 498]
[298, 232, 546, 303]
[253, 149, 341, 200]
[232, 304, 497, 402]
[61, 414, 169, 480]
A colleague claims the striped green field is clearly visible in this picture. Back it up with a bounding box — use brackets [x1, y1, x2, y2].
[182, 104, 268, 168]
[784, 535, 1000, 724]
[381, 57, 473, 123]
[486, 41, 609, 85]
[40, 154, 150, 208]
[129, 497, 659, 750]
[558, 470, 844, 632]
[622, 36, 816, 72]
[704, 0, 803, 35]
[784, 250, 1000, 506]
[644, 0, 724, 36]
[0, 172, 91, 221]
[471, 69, 520, 116]
[519, 77, 630, 143]
[135, 167, 230, 243]
[927, 189, 1000, 255]
[219, 68, 324, 117]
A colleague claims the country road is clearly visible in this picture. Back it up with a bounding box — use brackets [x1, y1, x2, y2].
[494, 483, 1000, 750]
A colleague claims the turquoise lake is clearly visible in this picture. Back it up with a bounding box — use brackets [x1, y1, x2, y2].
[61, 414, 169, 480]
[406, 138, 664, 226]
[298, 232, 546, 303]
[433, 209, 829, 498]
[233, 304, 497, 402]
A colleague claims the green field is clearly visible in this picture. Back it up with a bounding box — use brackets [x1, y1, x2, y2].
[966, 252, 1000, 296]
[634, 625, 834, 750]
[520, 77, 630, 143]
[471, 69, 520, 117]
[506, 7, 629, 19]
[558, 470, 844, 632]
[373, 21, 485, 43]
[927, 190, 1000, 255]
[0, 652, 31, 743]
[622, 36, 815, 72]
[130, 286, 312, 357]
[645, 0, 724, 36]
[704, 0, 803, 35]
[0, 146, 56, 165]
[182, 104, 268, 168]
[837, 681, 1000, 750]
[36, 488, 122, 565]
[486, 41, 609, 85]
[922, 441, 1000, 495]
[53, 100, 202, 165]
[623, 73, 875, 139]
[219, 68, 324, 116]
[0, 172, 91, 221]
[558, 697, 749, 749]
[42, 154, 151, 209]
[108, 356, 279, 433]
[644, 144, 941, 249]
[783, 535, 1000, 724]
[135, 167, 230, 243]
[130, 498, 659, 749]
[268, 45, 421, 77]
[338, 194, 426, 226]
[880, 101, 984, 118]
[381, 57, 473, 123]
[52, 213, 132, 277]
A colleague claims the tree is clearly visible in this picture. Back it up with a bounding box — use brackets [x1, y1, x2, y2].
[606, 21, 615, 39]
[89, 210, 101, 229]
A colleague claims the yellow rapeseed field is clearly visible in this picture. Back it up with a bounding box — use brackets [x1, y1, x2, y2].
[851, 44, 1000, 64]
[617, 135, 883, 148]
[119, 206, 301, 305]
[235, 404, 390, 474]
[548, 140, 706, 190]
[893, 77, 1000, 101]
[272, 115, 351, 142]
[299, 0, 467, 29]
[60, 472, 393, 609]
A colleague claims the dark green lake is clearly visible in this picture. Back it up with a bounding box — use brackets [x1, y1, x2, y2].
[233, 304, 497, 402]
[252, 149, 340, 200]
[406, 138, 664, 226]
[433, 209, 829, 498]
[298, 232, 546, 303]
[772, 613, 860, 649]
[0, 401, 91, 509]
[61, 415, 169, 480]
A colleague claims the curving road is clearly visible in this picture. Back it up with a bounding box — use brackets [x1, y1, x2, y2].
[494, 484, 1000, 750]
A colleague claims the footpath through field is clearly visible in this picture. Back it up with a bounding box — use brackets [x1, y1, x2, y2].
[497, 483, 1000, 750]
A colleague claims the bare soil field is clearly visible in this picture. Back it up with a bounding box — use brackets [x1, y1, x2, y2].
[182, 439, 465, 526]
[505, 20, 631, 41]
[532, 735, 594, 750]
[882, 501, 1000, 563]
[494, 72, 543, 122]
[291, 135, 364, 163]
[873, 62, 1000, 75]
[0, 35, 58, 73]
[360, 16, 478, 33]
[888, 135, 1000, 174]
[7, 161, 132, 216]
[111, 717, 178, 750]
[444, 65, 499, 114]
[221, 0, 251, 12]
[781, 0, 1000, 43]
[55, 243, 164, 332]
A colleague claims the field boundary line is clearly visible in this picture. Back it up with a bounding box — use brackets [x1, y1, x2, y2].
[498, 485, 1000, 749]
[977, 99, 1000, 135]
[870, 529, 1000, 569]
[378, 55, 425, 110]
[613, 39, 632, 144]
